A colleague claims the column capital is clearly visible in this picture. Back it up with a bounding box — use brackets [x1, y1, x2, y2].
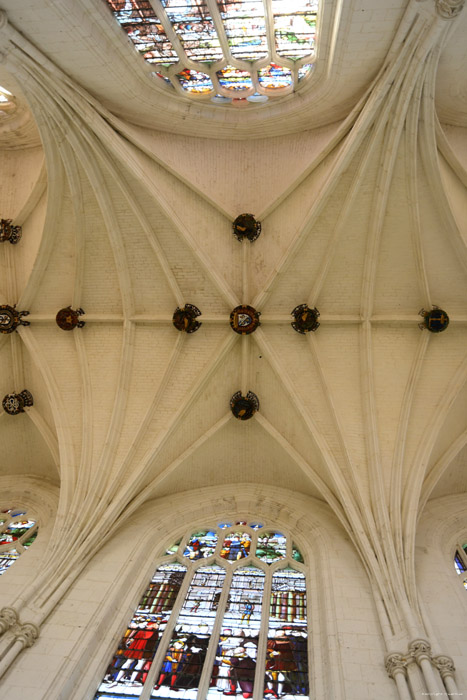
[408, 638, 432, 663]
[435, 0, 465, 19]
[433, 654, 456, 678]
[16, 622, 40, 649]
[385, 652, 407, 679]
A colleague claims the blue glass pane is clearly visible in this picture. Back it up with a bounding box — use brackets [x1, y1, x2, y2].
[258, 63, 292, 89]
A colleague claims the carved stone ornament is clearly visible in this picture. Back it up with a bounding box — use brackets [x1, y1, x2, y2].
[16, 622, 40, 648]
[408, 638, 432, 663]
[232, 213, 261, 242]
[291, 304, 320, 334]
[0, 305, 30, 334]
[0, 218, 22, 245]
[0, 607, 18, 634]
[172, 304, 202, 333]
[436, 0, 465, 19]
[418, 306, 449, 332]
[2, 390, 34, 415]
[230, 305, 261, 335]
[55, 306, 85, 330]
[433, 655, 456, 677]
[385, 653, 407, 679]
[230, 390, 260, 420]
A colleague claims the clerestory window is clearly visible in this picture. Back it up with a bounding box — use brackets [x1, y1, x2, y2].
[0, 506, 38, 576]
[102, 0, 318, 105]
[94, 521, 309, 699]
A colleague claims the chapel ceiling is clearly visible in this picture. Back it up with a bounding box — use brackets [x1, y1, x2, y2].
[0, 0, 465, 599]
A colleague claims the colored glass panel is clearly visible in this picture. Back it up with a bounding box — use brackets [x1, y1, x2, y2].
[271, 0, 318, 60]
[292, 544, 304, 563]
[155, 72, 174, 86]
[256, 532, 287, 563]
[249, 522, 263, 530]
[217, 522, 233, 529]
[258, 63, 292, 89]
[218, 0, 267, 61]
[177, 68, 214, 93]
[220, 532, 251, 561]
[152, 565, 226, 696]
[208, 566, 265, 698]
[184, 530, 217, 560]
[104, 0, 179, 65]
[95, 562, 186, 698]
[0, 550, 19, 576]
[166, 538, 181, 555]
[298, 63, 313, 81]
[265, 569, 308, 698]
[217, 67, 253, 91]
[5, 519, 36, 538]
[454, 552, 466, 574]
[23, 532, 38, 548]
[161, 0, 223, 62]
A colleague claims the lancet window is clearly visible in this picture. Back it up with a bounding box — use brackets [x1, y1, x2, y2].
[453, 543, 467, 589]
[0, 507, 38, 576]
[94, 521, 309, 699]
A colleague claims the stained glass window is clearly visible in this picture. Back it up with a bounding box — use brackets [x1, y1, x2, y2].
[454, 545, 467, 590]
[102, 0, 320, 104]
[0, 507, 38, 576]
[95, 523, 309, 699]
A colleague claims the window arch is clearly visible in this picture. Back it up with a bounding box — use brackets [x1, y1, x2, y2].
[453, 542, 467, 589]
[0, 506, 38, 576]
[94, 521, 309, 699]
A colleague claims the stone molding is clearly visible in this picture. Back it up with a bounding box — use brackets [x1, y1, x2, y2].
[435, 0, 465, 18]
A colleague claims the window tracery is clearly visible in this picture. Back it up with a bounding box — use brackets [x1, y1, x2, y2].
[0, 507, 38, 576]
[103, 0, 318, 104]
[94, 521, 309, 699]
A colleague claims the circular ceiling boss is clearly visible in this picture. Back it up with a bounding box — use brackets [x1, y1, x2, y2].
[230, 305, 261, 335]
[2, 390, 34, 415]
[291, 304, 320, 334]
[232, 214, 261, 242]
[230, 391, 260, 420]
[56, 306, 85, 331]
[172, 304, 202, 334]
[0, 305, 30, 334]
[418, 306, 449, 333]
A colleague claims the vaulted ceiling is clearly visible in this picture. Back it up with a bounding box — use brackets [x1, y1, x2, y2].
[0, 0, 466, 609]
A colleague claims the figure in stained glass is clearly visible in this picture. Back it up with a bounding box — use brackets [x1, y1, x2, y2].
[96, 562, 186, 697]
[95, 524, 309, 699]
[220, 531, 251, 561]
